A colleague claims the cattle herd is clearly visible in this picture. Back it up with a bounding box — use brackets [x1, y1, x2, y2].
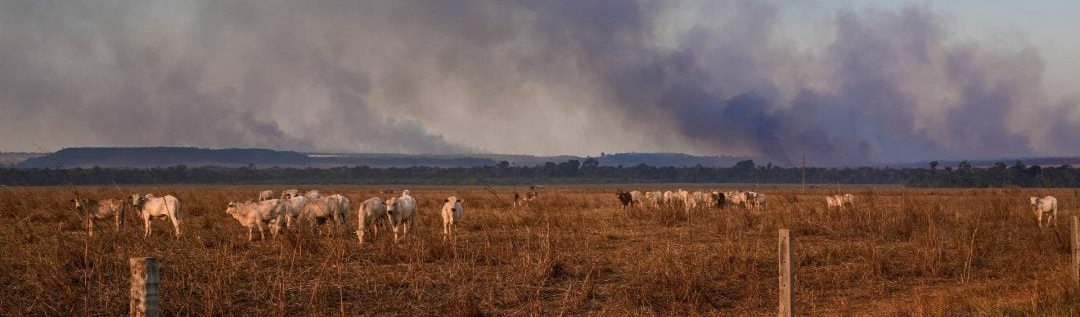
[614, 189, 767, 211]
[66, 188, 1066, 242]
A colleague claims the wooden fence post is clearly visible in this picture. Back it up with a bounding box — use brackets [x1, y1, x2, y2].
[779, 229, 794, 317]
[130, 257, 160, 317]
[1072, 217, 1079, 288]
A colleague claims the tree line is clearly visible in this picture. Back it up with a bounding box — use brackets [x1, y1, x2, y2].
[0, 159, 1076, 188]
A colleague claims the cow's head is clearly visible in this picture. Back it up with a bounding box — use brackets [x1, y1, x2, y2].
[225, 201, 238, 215]
[1030, 197, 1039, 206]
[444, 196, 463, 213]
[70, 198, 86, 210]
[131, 194, 145, 208]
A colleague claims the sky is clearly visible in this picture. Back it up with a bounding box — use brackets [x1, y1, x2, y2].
[0, 0, 1077, 166]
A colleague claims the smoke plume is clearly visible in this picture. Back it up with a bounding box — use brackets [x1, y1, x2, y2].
[0, 0, 1077, 165]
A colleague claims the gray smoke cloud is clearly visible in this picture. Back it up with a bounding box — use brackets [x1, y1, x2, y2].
[0, 0, 1077, 165]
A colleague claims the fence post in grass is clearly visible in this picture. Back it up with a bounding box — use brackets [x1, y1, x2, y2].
[778, 229, 794, 317]
[130, 257, 161, 317]
[1073, 217, 1079, 288]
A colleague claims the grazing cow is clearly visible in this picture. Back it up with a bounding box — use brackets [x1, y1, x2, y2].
[356, 197, 388, 244]
[70, 197, 126, 237]
[826, 194, 856, 209]
[225, 199, 285, 241]
[1030, 196, 1059, 228]
[130, 194, 182, 239]
[386, 190, 418, 243]
[304, 190, 322, 199]
[663, 191, 676, 206]
[686, 191, 708, 211]
[280, 195, 308, 229]
[441, 196, 464, 241]
[280, 189, 300, 200]
[257, 190, 274, 201]
[300, 196, 346, 234]
[645, 191, 663, 208]
[629, 191, 645, 208]
[616, 190, 633, 209]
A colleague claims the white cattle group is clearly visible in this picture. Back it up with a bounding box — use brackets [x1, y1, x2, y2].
[616, 188, 767, 211]
[68, 187, 1064, 244]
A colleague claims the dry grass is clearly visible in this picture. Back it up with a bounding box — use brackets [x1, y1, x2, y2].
[2, 185, 1080, 316]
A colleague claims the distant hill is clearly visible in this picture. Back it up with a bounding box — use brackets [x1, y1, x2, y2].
[597, 152, 758, 168]
[17, 147, 310, 168]
[13, 147, 762, 169]
[0, 152, 43, 167]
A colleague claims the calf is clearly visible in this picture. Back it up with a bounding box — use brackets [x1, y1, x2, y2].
[257, 190, 274, 201]
[441, 196, 465, 241]
[131, 194, 182, 239]
[225, 199, 285, 241]
[71, 197, 126, 237]
[280, 195, 308, 229]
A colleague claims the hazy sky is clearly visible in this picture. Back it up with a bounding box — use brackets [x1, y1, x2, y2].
[1, 0, 1077, 165]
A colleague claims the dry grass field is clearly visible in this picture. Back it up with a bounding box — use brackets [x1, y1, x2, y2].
[2, 185, 1080, 316]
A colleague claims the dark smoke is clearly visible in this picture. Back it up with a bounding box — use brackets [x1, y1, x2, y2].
[0, 1, 1077, 165]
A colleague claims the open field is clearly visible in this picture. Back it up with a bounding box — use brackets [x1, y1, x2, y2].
[2, 185, 1080, 316]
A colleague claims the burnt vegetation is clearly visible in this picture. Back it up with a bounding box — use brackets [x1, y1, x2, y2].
[3, 186, 1080, 315]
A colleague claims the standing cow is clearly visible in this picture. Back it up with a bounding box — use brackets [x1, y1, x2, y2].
[280, 189, 300, 200]
[71, 197, 126, 237]
[131, 194, 182, 239]
[224, 199, 286, 241]
[615, 190, 633, 209]
[1031, 196, 1058, 228]
[386, 190, 418, 243]
[280, 195, 308, 229]
[441, 196, 465, 241]
[300, 196, 346, 235]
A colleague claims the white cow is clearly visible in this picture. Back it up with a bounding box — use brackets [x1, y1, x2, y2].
[257, 190, 274, 201]
[300, 196, 346, 234]
[687, 191, 708, 211]
[663, 191, 676, 206]
[645, 191, 663, 208]
[629, 190, 645, 208]
[724, 191, 750, 209]
[280, 189, 300, 200]
[304, 190, 322, 199]
[826, 194, 856, 209]
[329, 194, 351, 224]
[280, 195, 308, 229]
[386, 190, 418, 243]
[1031, 196, 1058, 228]
[71, 197, 126, 237]
[441, 196, 464, 241]
[356, 197, 388, 244]
[225, 199, 285, 241]
[131, 194, 182, 239]
[747, 192, 767, 209]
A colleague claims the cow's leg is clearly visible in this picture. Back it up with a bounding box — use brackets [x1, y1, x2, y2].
[1038, 212, 1044, 229]
[143, 217, 151, 238]
[256, 220, 266, 241]
[170, 215, 182, 239]
[87, 217, 94, 237]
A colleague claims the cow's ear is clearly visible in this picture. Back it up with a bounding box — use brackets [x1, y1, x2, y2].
[457, 199, 463, 203]
[69, 198, 76, 203]
[444, 198, 450, 202]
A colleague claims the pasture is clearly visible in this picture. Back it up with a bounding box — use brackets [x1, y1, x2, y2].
[1, 185, 1079, 316]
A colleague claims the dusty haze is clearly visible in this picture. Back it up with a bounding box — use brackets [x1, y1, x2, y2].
[1, 0, 1077, 165]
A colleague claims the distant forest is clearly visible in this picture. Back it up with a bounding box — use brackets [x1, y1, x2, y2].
[2, 159, 1078, 188]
